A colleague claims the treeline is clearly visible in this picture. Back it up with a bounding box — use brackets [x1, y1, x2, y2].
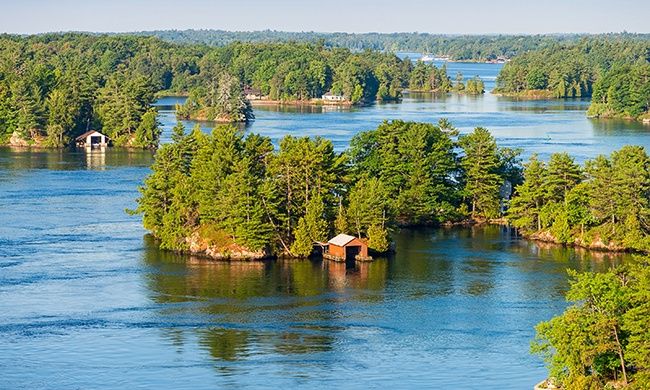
[0, 34, 412, 146]
[408, 63, 484, 94]
[533, 261, 649, 389]
[495, 36, 650, 101]
[587, 60, 650, 121]
[0, 33, 178, 147]
[508, 146, 650, 252]
[133, 30, 649, 61]
[135, 120, 522, 259]
[176, 41, 410, 105]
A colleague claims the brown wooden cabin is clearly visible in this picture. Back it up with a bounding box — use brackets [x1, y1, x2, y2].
[323, 234, 372, 262]
[75, 130, 110, 149]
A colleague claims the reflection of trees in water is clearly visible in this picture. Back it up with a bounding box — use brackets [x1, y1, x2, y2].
[141, 238, 388, 366]
[589, 117, 648, 135]
[0, 147, 154, 170]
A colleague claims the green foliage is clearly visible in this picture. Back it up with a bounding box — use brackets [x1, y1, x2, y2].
[532, 262, 650, 389]
[348, 120, 464, 225]
[408, 61, 452, 92]
[367, 224, 390, 253]
[496, 37, 649, 99]
[588, 60, 650, 120]
[289, 193, 329, 257]
[509, 146, 650, 252]
[347, 177, 391, 239]
[465, 76, 485, 95]
[0, 34, 411, 145]
[459, 127, 506, 219]
[136, 120, 520, 257]
[140, 30, 649, 62]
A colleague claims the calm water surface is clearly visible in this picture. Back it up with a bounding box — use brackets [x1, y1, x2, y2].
[1, 62, 646, 389]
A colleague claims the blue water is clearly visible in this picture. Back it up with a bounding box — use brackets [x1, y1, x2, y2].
[1, 62, 645, 389]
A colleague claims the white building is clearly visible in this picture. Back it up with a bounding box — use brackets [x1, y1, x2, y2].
[322, 91, 346, 101]
[75, 130, 109, 149]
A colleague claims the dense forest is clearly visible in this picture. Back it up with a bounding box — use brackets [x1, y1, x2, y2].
[133, 30, 650, 61]
[494, 37, 650, 119]
[533, 261, 649, 389]
[134, 120, 521, 259]
[508, 146, 650, 252]
[0, 34, 411, 146]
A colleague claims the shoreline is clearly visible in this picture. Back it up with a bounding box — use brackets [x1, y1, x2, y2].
[151, 220, 639, 264]
[250, 99, 354, 107]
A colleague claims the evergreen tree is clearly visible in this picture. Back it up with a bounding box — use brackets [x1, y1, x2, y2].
[459, 127, 503, 219]
[546, 152, 583, 203]
[509, 154, 547, 231]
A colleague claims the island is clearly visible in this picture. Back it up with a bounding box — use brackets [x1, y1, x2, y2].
[133, 120, 522, 260]
[493, 36, 650, 121]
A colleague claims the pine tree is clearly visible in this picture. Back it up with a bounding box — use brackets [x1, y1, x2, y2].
[367, 224, 389, 253]
[459, 127, 503, 219]
[509, 154, 547, 231]
[546, 152, 582, 203]
[334, 197, 349, 234]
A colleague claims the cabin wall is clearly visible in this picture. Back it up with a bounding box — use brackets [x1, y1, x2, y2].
[348, 238, 368, 257]
[329, 245, 345, 258]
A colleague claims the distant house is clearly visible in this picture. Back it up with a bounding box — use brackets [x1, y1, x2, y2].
[75, 130, 109, 149]
[323, 233, 371, 262]
[244, 86, 263, 100]
[321, 91, 346, 102]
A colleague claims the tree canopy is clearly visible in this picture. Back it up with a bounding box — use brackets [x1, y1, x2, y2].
[135, 120, 521, 258]
[532, 260, 650, 389]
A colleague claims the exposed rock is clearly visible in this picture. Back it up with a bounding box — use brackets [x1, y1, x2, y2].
[9, 131, 30, 147]
[8, 131, 46, 147]
[186, 231, 271, 261]
[528, 230, 630, 253]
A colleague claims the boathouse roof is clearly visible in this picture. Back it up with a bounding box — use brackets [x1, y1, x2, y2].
[328, 233, 357, 247]
[75, 130, 108, 141]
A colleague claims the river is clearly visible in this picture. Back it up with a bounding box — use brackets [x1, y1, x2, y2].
[0, 61, 645, 389]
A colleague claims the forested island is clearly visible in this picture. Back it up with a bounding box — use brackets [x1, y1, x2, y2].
[134, 120, 521, 260]
[494, 37, 650, 121]
[0, 33, 466, 147]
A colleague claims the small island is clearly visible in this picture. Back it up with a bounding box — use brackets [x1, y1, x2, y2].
[133, 120, 523, 260]
[493, 38, 650, 121]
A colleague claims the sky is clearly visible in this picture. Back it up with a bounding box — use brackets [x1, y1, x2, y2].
[1, 0, 648, 35]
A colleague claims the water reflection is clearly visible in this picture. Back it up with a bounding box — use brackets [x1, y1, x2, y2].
[140, 225, 629, 373]
[141, 235, 389, 364]
[0, 146, 154, 171]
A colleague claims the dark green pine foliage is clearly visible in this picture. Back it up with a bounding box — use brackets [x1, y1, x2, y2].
[588, 59, 650, 120]
[509, 146, 650, 251]
[136, 120, 524, 257]
[408, 61, 452, 92]
[348, 120, 460, 226]
[508, 154, 547, 231]
[459, 127, 504, 219]
[177, 73, 254, 123]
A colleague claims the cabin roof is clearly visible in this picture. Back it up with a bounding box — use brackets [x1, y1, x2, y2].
[75, 130, 108, 141]
[328, 233, 357, 247]
[244, 86, 261, 94]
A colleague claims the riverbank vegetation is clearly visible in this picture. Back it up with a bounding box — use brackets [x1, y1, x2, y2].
[0, 34, 419, 146]
[532, 260, 650, 389]
[494, 37, 650, 120]
[508, 146, 650, 252]
[134, 120, 522, 259]
[587, 60, 650, 121]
